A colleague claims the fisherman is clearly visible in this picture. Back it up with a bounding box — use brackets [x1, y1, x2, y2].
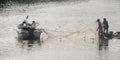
[97, 19, 103, 37]
[103, 18, 109, 33]
[31, 21, 39, 30]
[18, 20, 28, 30]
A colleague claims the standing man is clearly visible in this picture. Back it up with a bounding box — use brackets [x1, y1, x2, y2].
[97, 19, 103, 37]
[103, 18, 109, 33]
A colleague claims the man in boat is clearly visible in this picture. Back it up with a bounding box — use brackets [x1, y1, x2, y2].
[31, 20, 39, 30]
[18, 20, 28, 30]
[27, 21, 39, 42]
[103, 18, 109, 33]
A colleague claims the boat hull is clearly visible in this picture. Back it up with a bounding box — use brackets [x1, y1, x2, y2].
[17, 29, 42, 41]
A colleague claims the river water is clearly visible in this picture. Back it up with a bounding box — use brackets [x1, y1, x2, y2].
[0, 0, 120, 60]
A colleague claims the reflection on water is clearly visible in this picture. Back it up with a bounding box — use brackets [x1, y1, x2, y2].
[17, 39, 42, 48]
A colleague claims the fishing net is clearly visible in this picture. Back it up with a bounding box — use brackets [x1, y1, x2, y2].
[42, 21, 99, 46]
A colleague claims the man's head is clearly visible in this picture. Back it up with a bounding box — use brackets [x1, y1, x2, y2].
[103, 18, 106, 21]
[32, 21, 35, 23]
[97, 19, 100, 22]
[23, 20, 26, 24]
